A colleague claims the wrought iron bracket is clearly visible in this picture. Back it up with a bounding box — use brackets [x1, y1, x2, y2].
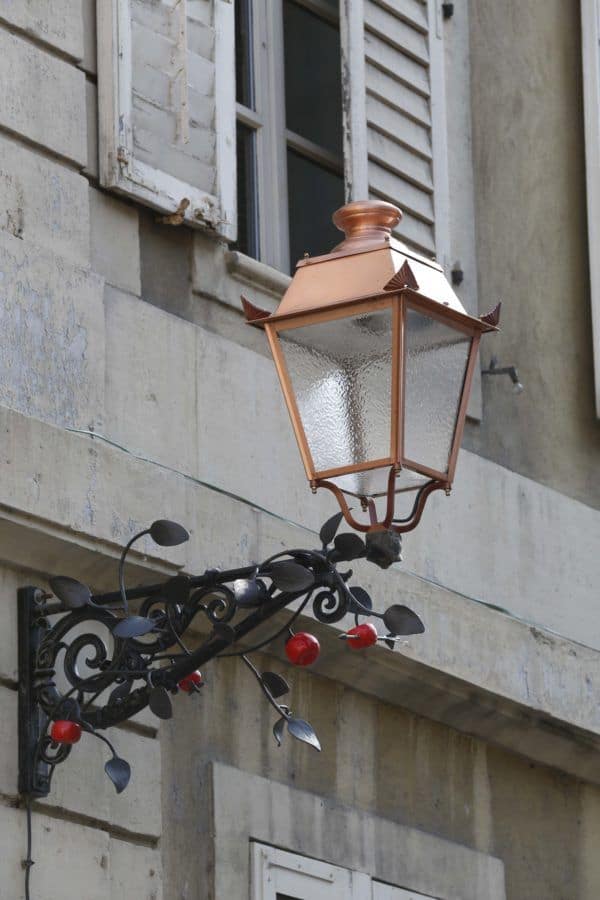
[17, 516, 424, 801]
[18, 587, 52, 797]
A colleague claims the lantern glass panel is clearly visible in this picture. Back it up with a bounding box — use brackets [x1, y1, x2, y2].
[278, 307, 393, 475]
[329, 465, 429, 499]
[404, 307, 472, 475]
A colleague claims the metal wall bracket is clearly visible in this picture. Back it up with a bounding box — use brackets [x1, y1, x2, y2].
[18, 587, 52, 798]
[15, 516, 422, 801]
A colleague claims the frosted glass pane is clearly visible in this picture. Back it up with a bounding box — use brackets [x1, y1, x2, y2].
[329, 465, 428, 499]
[404, 309, 471, 474]
[279, 309, 393, 473]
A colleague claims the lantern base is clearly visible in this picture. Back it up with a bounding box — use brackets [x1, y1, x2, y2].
[316, 467, 447, 534]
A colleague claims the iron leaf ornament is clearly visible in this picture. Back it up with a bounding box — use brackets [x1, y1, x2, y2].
[20, 515, 425, 800]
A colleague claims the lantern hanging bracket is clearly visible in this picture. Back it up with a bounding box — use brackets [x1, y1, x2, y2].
[316, 469, 447, 535]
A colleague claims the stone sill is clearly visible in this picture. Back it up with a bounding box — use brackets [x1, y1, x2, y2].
[225, 250, 291, 300]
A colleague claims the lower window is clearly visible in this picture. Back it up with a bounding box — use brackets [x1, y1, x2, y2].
[251, 843, 438, 899]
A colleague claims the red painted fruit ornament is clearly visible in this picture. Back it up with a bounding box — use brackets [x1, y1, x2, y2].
[50, 720, 82, 744]
[285, 632, 320, 666]
[346, 623, 378, 650]
[178, 670, 203, 692]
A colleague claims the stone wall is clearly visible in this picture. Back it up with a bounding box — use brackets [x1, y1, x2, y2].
[0, 2, 597, 899]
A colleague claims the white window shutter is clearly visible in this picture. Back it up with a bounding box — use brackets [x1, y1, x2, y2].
[251, 844, 372, 899]
[343, 0, 450, 265]
[581, 0, 600, 417]
[97, 0, 236, 240]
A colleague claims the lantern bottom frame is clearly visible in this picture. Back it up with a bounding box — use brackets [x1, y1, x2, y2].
[315, 466, 447, 534]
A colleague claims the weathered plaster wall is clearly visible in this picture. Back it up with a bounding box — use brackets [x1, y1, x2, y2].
[161, 653, 600, 900]
[466, 0, 600, 508]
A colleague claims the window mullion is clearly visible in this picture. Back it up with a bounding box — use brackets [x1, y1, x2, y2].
[285, 129, 343, 173]
[237, 103, 264, 130]
[254, 0, 290, 273]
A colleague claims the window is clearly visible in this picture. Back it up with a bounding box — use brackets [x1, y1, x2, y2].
[233, 0, 452, 277]
[234, 0, 345, 272]
[97, 2, 456, 288]
[251, 843, 439, 900]
[251, 844, 371, 899]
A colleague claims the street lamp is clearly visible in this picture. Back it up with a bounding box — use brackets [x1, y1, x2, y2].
[17, 201, 500, 897]
[243, 200, 500, 533]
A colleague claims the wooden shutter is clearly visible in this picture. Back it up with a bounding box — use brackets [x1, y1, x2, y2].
[581, 0, 600, 417]
[250, 844, 371, 899]
[97, 0, 236, 239]
[342, 0, 450, 264]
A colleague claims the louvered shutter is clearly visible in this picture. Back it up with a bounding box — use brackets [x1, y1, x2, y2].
[97, 0, 236, 239]
[342, 0, 450, 264]
[581, 0, 600, 417]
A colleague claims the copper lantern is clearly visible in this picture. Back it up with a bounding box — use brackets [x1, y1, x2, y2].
[242, 201, 500, 534]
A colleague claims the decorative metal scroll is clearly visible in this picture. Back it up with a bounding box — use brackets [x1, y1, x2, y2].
[18, 514, 424, 799]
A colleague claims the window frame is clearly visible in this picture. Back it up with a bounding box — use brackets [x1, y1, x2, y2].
[235, 0, 344, 273]
[251, 843, 446, 899]
[581, 0, 600, 417]
[251, 843, 371, 899]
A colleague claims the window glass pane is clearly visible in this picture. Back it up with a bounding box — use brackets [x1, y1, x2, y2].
[287, 150, 344, 267]
[283, 0, 342, 155]
[279, 308, 393, 480]
[235, 122, 259, 258]
[235, 0, 254, 108]
[403, 309, 471, 474]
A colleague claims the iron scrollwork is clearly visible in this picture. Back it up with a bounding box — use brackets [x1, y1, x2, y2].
[18, 514, 424, 799]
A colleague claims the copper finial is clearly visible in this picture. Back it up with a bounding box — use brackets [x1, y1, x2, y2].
[332, 200, 402, 252]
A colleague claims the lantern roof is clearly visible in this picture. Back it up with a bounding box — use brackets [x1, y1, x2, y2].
[243, 201, 500, 333]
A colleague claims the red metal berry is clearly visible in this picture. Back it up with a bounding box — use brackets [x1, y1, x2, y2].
[50, 720, 82, 744]
[285, 632, 320, 666]
[346, 623, 378, 650]
[178, 670, 203, 692]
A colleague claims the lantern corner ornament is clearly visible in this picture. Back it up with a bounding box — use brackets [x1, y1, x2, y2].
[242, 200, 500, 534]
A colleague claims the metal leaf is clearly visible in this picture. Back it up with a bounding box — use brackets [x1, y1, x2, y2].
[270, 561, 314, 593]
[333, 533, 366, 561]
[273, 717, 286, 747]
[149, 519, 190, 547]
[287, 717, 321, 751]
[108, 681, 132, 705]
[104, 755, 131, 794]
[261, 672, 290, 698]
[113, 615, 157, 638]
[234, 578, 266, 607]
[384, 636, 396, 650]
[319, 511, 344, 547]
[148, 686, 173, 720]
[383, 604, 425, 636]
[49, 576, 91, 609]
[349, 586, 372, 613]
